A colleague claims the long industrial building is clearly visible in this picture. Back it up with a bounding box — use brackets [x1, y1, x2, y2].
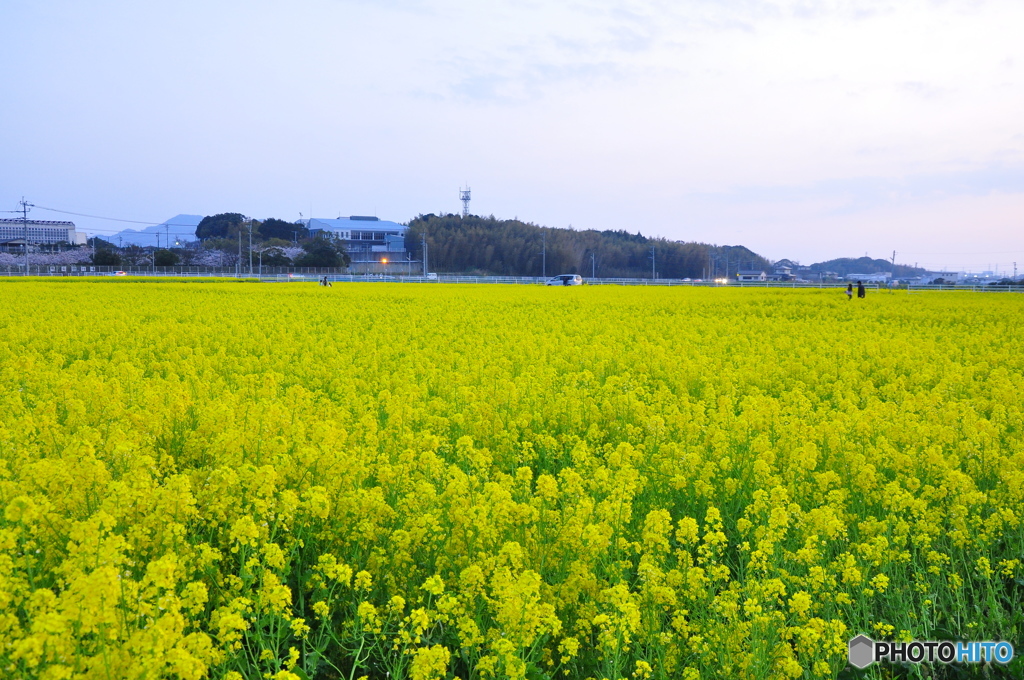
[0, 218, 88, 249]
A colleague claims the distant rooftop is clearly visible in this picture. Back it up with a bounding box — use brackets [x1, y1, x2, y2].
[0, 218, 76, 228]
[306, 217, 407, 232]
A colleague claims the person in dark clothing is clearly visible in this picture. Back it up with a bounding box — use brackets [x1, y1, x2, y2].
[857, 281, 866, 298]
[846, 283, 853, 300]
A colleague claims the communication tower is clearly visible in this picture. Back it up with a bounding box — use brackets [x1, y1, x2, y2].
[460, 187, 471, 217]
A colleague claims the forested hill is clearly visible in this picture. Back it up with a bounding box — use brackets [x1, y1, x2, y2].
[808, 256, 925, 278]
[404, 214, 770, 279]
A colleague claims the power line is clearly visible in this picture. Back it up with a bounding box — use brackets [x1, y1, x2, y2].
[2, 220, 197, 236]
[15, 204, 199, 237]
[901, 249, 1024, 256]
[33, 204, 179, 226]
[909, 259, 1016, 267]
[81, 226, 198, 236]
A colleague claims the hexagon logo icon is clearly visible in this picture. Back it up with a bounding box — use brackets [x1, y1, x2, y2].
[849, 635, 875, 669]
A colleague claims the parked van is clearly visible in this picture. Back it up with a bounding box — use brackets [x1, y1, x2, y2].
[545, 274, 583, 286]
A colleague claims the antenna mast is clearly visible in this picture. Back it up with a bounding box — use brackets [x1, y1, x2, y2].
[460, 186, 471, 217]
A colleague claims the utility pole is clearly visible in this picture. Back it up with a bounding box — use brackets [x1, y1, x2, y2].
[891, 250, 896, 284]
[650, 245, 656, 280]
[542, 230, 546, 278]
[237, 230, 241, 278]
[422, 233, 428, 276]
[248, 219, 254, 276]
[591, 252, 596, 279]
[20, 197, 33, 276]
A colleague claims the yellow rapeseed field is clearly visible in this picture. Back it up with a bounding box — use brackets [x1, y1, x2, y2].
[1, 279, 1022, 680]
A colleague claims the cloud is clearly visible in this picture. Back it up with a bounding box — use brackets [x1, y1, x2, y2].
[898, 81, 947, 99]
[686, 164, 1024, 217]
[451, 73, 514, 102]
[3, 0, 1021, 268]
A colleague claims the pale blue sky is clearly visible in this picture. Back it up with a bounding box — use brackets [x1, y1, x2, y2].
[2, 0, 1022, 269]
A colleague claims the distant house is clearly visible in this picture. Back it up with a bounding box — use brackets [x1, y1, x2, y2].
[769, 264, 793, 281]
[737, 269, 767, 282]
[304, 217, 408, 258]
[919, 271, 962, 284]
[795, 265, 814, 280]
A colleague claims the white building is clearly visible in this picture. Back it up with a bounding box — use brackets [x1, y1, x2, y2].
[737, 269, 767, 282]
[0, 219, 87, 249]
[304, 217, 408, 257]
[845, 273, 891, 283]
[918, 271, 963, 284]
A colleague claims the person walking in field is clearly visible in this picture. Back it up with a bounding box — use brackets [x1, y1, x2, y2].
[857, 281, 866, 298]
[846, 283, 853, 300]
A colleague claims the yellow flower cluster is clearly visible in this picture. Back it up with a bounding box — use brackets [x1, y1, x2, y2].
[1, 280, 1022, 679]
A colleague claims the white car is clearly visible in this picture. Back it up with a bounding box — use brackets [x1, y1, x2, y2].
[545, 274, 583, 286]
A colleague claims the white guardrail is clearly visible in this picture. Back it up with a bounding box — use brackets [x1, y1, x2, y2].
[2, 266, 1022, 291]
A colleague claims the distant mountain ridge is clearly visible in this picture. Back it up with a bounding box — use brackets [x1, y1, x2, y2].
[101, 214, 203, 247]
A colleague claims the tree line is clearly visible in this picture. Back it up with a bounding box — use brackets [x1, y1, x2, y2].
[404, 214, 770, 279]
[91, 212, 772, 275]
[807, 256, 925, 278]
[194, 214, 309, 242]
[91, 213, 349, 268]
